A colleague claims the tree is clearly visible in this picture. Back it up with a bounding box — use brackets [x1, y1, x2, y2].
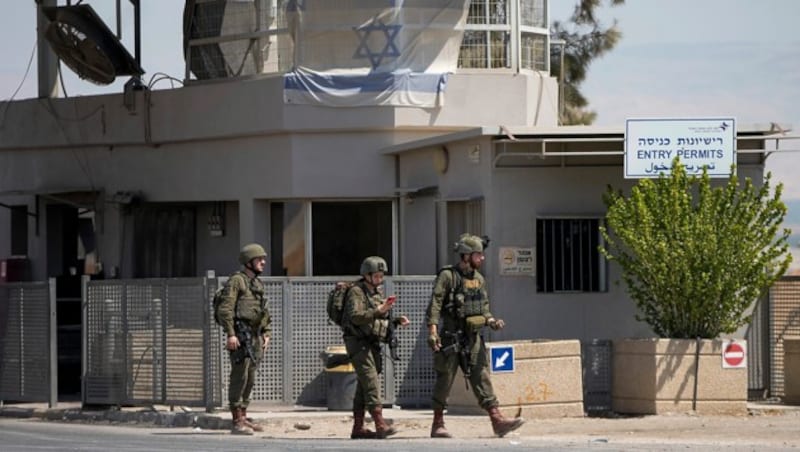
[550, 0, 624, 125]
[600, 159, 793, 338]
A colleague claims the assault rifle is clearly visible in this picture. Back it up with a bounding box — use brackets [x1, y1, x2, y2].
[386, 308, 400, 362]
[439, 329, 471, 390]
[232, 319, 259, 364]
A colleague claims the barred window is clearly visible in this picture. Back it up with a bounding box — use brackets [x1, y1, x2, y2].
[536, 218, 607, 293]
[459, 0, 547, 71]
[520, 0, 546, 27]
[520, 32, 546, 71]
[466, 0, 509, 25]
[459, 0, 510, 68]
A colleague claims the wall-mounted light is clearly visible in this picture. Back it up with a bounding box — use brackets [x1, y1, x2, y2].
[208, 201, 225, 237]
[433, 145, 449, 174]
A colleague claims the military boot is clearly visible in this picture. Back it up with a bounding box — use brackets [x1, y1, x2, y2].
[369, 406, 397, 439]
[486, 406, 524, 437]
[350, 408, 377, 439]
[241, 407, 264, 432]
[430, 408, 452, 438]
[230, 407, 254, 435]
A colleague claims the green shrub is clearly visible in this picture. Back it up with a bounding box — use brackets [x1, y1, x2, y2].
[600, 158, 792, 338]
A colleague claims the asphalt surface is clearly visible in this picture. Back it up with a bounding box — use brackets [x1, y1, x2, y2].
[1, 401, 799, 451]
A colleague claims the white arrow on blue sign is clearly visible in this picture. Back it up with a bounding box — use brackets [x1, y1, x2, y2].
[490, 345, 515, 373]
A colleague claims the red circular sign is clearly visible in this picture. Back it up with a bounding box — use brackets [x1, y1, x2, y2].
[723, 342, 745, 367]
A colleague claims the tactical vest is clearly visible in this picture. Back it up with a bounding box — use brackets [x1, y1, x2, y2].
[441, 266, 484, 318]
[231, 273, 268, 324]
[345, 283, 390, 342]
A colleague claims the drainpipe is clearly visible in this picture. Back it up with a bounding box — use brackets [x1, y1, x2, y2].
[37, 0, 59, 98]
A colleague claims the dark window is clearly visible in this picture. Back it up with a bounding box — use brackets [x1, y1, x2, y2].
[133, 205, 196, 277]
[11, 205, 28, 256]
[312, 201, 392, 276]
[536, 218, 606, 293]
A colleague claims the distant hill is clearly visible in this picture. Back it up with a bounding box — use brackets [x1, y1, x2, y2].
[786, 199, 800, 226]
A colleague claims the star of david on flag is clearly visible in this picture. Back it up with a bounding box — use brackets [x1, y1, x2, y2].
[354, 19, 402, 70]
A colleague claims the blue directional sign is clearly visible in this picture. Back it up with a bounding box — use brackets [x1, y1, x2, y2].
[490, 345, 515, 373]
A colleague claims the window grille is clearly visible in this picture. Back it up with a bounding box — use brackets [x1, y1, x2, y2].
[521, 32, 546, 71]
[459, 0, 547, 71]
[536, 218, 607, 293]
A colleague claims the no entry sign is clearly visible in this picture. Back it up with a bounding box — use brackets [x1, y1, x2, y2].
[722, 340, 746, 369]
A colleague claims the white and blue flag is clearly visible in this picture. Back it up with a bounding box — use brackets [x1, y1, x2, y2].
[283, 0, 470, 107]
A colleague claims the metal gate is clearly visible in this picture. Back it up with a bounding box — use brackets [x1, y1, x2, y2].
[83, 278, 216, 408]
[0, 281, 56, 406]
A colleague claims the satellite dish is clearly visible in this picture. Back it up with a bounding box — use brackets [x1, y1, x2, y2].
[42, 4, 143, 86]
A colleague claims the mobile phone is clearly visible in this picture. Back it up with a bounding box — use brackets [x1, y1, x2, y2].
[386, 295, 397, 303]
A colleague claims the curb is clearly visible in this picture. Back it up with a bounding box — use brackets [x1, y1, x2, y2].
[0, 406, 231, 430]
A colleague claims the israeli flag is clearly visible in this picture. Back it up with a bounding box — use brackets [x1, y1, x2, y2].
[283, 0, 470, 107]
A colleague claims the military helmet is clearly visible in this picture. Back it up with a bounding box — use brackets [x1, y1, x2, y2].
[360, 256, 388, 275]
[453, 233, 487, 254]
[239, 243, 267, 265]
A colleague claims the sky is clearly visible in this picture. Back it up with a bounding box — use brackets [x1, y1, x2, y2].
[1, 0, 799, 268]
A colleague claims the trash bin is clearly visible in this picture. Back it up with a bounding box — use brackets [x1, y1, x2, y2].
[321, 345, 357, 411]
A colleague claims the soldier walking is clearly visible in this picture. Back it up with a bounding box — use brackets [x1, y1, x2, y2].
[342, 256, 410, 439]
[425, 234, 525, 438]
[217, 243, 272, 435]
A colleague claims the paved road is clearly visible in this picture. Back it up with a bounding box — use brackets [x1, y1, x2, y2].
[2, 412, 799, 452]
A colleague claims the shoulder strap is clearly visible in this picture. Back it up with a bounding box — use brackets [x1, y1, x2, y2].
[438, 265, 462, 294]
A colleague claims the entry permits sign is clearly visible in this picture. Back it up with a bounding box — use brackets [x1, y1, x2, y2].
[625, 118, 736, 179]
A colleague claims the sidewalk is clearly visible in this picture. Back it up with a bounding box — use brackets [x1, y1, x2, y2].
[2, 400, 799, 445]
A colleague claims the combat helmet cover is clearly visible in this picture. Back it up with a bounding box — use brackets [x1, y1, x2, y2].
[453, 233, 488, 254]
[360, 256, 388, 275]
[239, 243, 267, 265]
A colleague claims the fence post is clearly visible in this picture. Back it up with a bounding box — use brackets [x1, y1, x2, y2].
[282, 279, 292, 404]
[80, 275, 89, 407]
[383, 278, 396, 406]
[202, 276, 218, 412]
[48, 278, 57, 408]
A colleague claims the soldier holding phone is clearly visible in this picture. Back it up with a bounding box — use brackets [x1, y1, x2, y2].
[341, 256, 410, 439]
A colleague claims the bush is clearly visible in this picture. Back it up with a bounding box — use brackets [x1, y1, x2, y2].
[600, 158, 792, 338]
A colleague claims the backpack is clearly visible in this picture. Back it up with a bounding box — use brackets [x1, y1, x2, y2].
[326, 281, 357, 327]
[212, 273, 240, 326]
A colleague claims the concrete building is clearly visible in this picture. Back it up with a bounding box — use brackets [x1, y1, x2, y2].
[0, 0, 779, 348]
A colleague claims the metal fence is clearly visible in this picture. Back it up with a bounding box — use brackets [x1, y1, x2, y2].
[215, 276, 437, 407]
[0, 280, 56, 406]
[769, 276, 800, 398]
[81, 276, 437, 408]
[8, 275, 798, 410]
[83, 278, 216, 408]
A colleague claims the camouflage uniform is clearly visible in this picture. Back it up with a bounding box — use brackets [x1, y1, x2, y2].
[425, 233, 524, 438]
[342, 281, 390, 411]
[341, 255, 398, 439]
[218, 271, 271, 410]
[426, 266, 498, 411]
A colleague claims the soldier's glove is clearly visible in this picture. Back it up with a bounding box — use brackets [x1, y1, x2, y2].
[427, 333, 441, 351]
[488, 318, 505, 330]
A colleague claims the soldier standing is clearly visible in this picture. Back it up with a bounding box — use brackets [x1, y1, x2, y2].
[217, 243, 272, 435]
[342, 256, 410, 439]
[425, 234, 524, 438]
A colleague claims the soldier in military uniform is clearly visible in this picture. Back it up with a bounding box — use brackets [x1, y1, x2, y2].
[217, 243, 272, 435]
[342, 256, 410, 439]
[425, 234, 524, 438]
